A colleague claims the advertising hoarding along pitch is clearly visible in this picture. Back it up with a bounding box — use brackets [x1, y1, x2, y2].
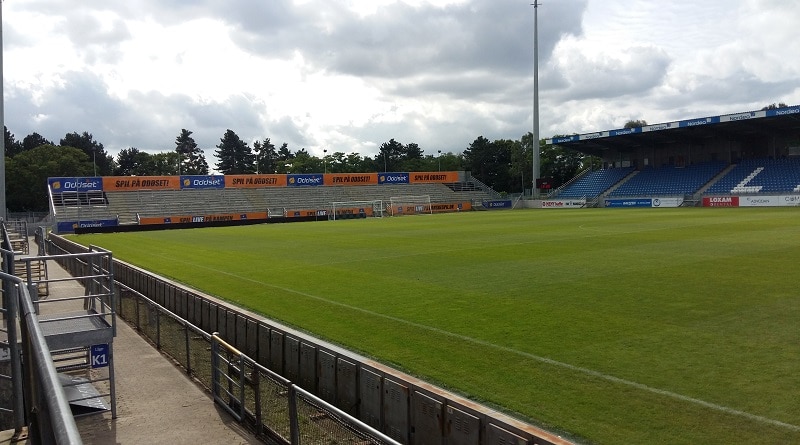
[180, 175, 225, 189]
[49, 177, 103, 192]
[287, 174, 324, 187]
[324, 173, 379, 186]
[225, 175, 287, 188]
[102, 176, 180, 191]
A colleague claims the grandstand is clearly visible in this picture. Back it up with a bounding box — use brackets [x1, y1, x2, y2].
[546, 105, 800, 207]
[704, 157, 800, 195]
[554, 167, 635, 199]
[608, 161, 727, 197]
[47, 171, 501, 233]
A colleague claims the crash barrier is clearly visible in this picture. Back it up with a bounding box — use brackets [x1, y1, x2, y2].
[47, 233, 572, 445]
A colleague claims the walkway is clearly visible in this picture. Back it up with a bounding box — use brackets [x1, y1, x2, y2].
[2, 238, 260, 444]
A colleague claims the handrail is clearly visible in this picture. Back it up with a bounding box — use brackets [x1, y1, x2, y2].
[2, 222, 83, 444]
[211, 333, 401, 445]
[1, 270, 83, 444]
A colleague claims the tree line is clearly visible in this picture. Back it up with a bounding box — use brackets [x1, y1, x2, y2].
[4, 126, 600, 212]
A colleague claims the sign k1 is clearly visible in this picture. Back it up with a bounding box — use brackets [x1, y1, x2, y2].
[91, 344, 110, 368]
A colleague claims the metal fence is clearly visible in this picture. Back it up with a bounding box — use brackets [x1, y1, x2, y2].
[110, 276, 398, 445]
[46, 232, 572, 445]
[1, 223, 83, 444]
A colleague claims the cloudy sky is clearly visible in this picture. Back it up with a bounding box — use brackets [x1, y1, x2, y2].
[3, 0, 799, 166]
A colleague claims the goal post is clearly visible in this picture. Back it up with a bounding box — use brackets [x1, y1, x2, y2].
[330, 200, 384, 220]
[388, 195, 433, 216]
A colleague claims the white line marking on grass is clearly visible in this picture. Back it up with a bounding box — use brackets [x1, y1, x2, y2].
[181, 259, 800, 433]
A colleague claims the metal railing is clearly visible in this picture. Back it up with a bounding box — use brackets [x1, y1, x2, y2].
[107, 273, 399, 445]
[212, 334, 401, 445]
[1, 223, 83, 444]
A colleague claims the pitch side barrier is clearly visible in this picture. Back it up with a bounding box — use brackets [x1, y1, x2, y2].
[47, 234, 574, 445]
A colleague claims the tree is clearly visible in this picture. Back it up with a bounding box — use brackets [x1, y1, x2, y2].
[463, 136, 511, 192]
[4, 127, 23, 157]
[60, 131, 113, 176]
[624, 119, 648, 128]
[253, 138, 277, 174]
[150, 152, 180, 175]
[275, 143, 294, 173]
[402, 142, 425, 172]
[115, 148, 155, 176]
[214, 129, 253, 174]
[762, 103, 789, 110]
[6, 144, 92, 211]
[175, 129, 208, 175]
[378, 139, 404, 172]
[540, 143, 585, 188]
[285, 148, 320, 173]
[22, 132, 53, 152]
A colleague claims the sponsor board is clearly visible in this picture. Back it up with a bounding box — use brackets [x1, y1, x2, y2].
[139, 212, 268, 225]
[740, 195, 800, 207]
[541, 200, 586, 208]
[180, 175, 225, 189]
[287, 174, 324, 187]
[102, 176, 180, 191]
[702, 196, 740, 207]
[483, 200, 513, 209]
[409, 171, 460, 183]
[286, 209, 328, 217]
[604, 198, 683, 208]
[49, 177, 103, 192]
[432, 202, 470, 212]
[651, 197, 682, 208]
[378, 172, 410, 184]
[605, 199, 654, 208]
[325, 173, 379, 186]
[56, 219, 119, 233]
[704, 195, 800, 207]
[225, 174, 287, 188]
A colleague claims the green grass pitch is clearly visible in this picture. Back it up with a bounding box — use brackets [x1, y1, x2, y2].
[72, 208, 800, 444]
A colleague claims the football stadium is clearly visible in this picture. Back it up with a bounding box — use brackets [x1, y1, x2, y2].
[3, 105, 800, 445]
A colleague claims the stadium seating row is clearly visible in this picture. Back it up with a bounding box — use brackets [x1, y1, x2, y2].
[554, 157, 800, 199]
[51, 181, 499, 224]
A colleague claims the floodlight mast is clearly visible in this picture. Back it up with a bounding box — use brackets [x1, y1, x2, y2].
[531, 1, 541, 199]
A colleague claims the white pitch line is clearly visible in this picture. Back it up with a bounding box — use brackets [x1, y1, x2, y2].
[166, 254, 800, 433]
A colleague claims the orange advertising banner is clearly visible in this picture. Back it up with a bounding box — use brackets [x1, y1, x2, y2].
[408, 171, 460, 183]
[139, 212, 269, 225]
[324, 173, 379, 186]
[431, 202, 471, 212]
[103, 176, 181, 191]
[225, 175, 287, 188]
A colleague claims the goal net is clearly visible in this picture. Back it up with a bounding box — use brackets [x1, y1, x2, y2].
[330, 200, 384, 220]
[388, 195, 433, 216]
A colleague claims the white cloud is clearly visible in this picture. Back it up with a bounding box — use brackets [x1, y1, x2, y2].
[3, 0, 799, 164]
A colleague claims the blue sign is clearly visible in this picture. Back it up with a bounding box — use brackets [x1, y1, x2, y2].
[610, 127, 641, 136]
[605, 199, 653, 208]
[378, 172, 410, 184]
[56, 219, 119, 234]
[91, 344, 109, 368]
[551, 135, 579, 144]
[766, 106, 800, 117]
[483, 200, 513, 209]
[48, 177, 103, 192]
[180, 175, 224, 189]
[287, 174, 324, 187]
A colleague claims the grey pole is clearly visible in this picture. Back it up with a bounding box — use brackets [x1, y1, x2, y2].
[531, 1, 541, 199]
[1, 0, 6, 220]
